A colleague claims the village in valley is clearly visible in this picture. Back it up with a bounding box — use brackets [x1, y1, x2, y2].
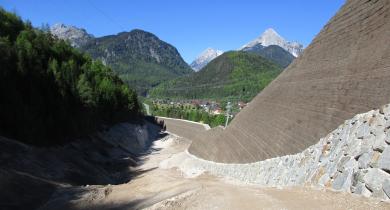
[147, 99, 248, 127]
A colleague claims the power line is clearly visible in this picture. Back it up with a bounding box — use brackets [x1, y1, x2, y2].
[85, 0, 126, 32]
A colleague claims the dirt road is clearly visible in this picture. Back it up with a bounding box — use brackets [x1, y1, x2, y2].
[42, 134, 389, 210]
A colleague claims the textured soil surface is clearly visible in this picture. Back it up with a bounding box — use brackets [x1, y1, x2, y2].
[189, 0, 390, 163]
[41, 134, 390, 210]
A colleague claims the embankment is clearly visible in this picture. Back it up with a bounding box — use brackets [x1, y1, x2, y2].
[162, 104, 390, 200]
[0, 120, 162, 210]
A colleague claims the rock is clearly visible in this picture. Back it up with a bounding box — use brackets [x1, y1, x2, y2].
[363, 168, 390, 193]
[368, 113, 386, 127]
[358, 153, 371, 169]
[383, 179, 390, 199]
[356, 123, 370, 139]
[50, 23, 94, 47]
[380, 104, 390, 116]
[354, 182, 372, 197]
[378, 146, 390, 172]
[324, 160, 338, 178]
[170, 104, 390, 201]
[332, 170, 352, 191]
[372, 189, 389, 200]
[360, 134, 375, 153]
[343, 158, 358, 173]
[373, 132, 387, 152]
[354, 169, 368, 183]
[337, 156, 351, 172]
[369, 151, 381, 168]
[318, 173, 330, 187]
[346, 138, 362, 158]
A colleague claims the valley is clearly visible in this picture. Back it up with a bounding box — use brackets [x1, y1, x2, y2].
[37, 130, 389, 210]
[1, 0, 390, 209]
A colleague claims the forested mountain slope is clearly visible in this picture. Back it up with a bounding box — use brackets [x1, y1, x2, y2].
[0, 8, 141, 145]
[150, 51, 283, 102]
[243, 45, 295, 68]
[79, 29, 193, 95]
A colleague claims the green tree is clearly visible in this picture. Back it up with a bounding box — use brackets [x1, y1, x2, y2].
[0, 7, 141, 146]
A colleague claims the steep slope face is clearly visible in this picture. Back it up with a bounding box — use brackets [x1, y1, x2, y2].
[245, 45, 295, 68]
[190, 48, 223, 71]
[189, 0, 390, 163]
[240, 28, 303, 57]
[81, 29, 193, 95]
[165, 104, 390, 200]
[0, 121, 162, 210]
[150, 51, 282, 101]
[50, 23, 94, 47]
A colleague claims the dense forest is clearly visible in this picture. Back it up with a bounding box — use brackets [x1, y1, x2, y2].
[149, 51, 283, 102]
[0, 8, 141, 145]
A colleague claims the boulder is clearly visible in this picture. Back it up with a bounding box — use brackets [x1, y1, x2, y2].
[357, 152, 371, 169]
[363, 168, 390, 193]
[354, 182, 372, 197]
[373, 132, 387, 152]
[332, 170, 353, 192]
[378, 146, 390, 172]
[383, 179, 390, 199]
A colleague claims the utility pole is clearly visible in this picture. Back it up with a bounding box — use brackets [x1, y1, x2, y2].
[225, 102, 231, 128]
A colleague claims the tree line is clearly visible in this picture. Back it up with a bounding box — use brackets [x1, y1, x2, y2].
[150, 104, 227, 127]
[0, 8, 141, 145]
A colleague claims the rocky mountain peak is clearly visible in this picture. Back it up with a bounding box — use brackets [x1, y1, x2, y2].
[190, 47, 223, 71]
[240, 28, 303, 57]
[50, 23, 94, 47]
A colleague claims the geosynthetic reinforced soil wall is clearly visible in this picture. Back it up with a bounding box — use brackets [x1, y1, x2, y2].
[189, 0, 390, 163]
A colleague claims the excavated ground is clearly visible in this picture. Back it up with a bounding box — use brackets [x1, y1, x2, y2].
[40, 134, 390, 210]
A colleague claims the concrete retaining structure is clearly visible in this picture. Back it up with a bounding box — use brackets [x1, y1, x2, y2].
[156, 117, 209, 141]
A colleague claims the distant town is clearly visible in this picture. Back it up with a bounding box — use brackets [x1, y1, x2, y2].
[146, 99, 248, 127]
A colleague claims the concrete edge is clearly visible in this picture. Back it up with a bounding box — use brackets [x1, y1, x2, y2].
[156, 116, 211, 130]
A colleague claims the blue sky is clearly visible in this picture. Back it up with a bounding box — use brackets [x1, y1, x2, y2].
[1, 0, 345, 63]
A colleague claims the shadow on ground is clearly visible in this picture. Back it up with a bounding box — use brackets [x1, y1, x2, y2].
[0, 117, 166, 210]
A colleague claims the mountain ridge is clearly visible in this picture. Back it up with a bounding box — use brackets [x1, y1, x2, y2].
[50, 24, 193, 95]
[245, 45, 295, 68]
[50, 23, 94, 47]
[240, 28, 303, 57]
[190, 48, 223, 71]
[150, 51, 283, 101]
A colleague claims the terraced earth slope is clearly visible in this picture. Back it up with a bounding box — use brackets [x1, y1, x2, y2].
[189, 0, 390, 163]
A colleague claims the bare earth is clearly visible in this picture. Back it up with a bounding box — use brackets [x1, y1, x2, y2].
[46, 135, 390, 210]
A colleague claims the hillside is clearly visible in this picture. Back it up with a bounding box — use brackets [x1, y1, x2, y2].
[150, 51, 282, 102]
[0, 8, 140, 146]
[243, 45, 295, 68]
[79, 29, 193, 95]
[189, 0, 390, 163]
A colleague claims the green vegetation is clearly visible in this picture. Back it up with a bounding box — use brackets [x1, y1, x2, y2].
[81, 30, 193, 96]
[149, 51, 283, 102]
[150, 103, 228, 128]
[0, 8, 141, 145]
[245, 45, 295, 68]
